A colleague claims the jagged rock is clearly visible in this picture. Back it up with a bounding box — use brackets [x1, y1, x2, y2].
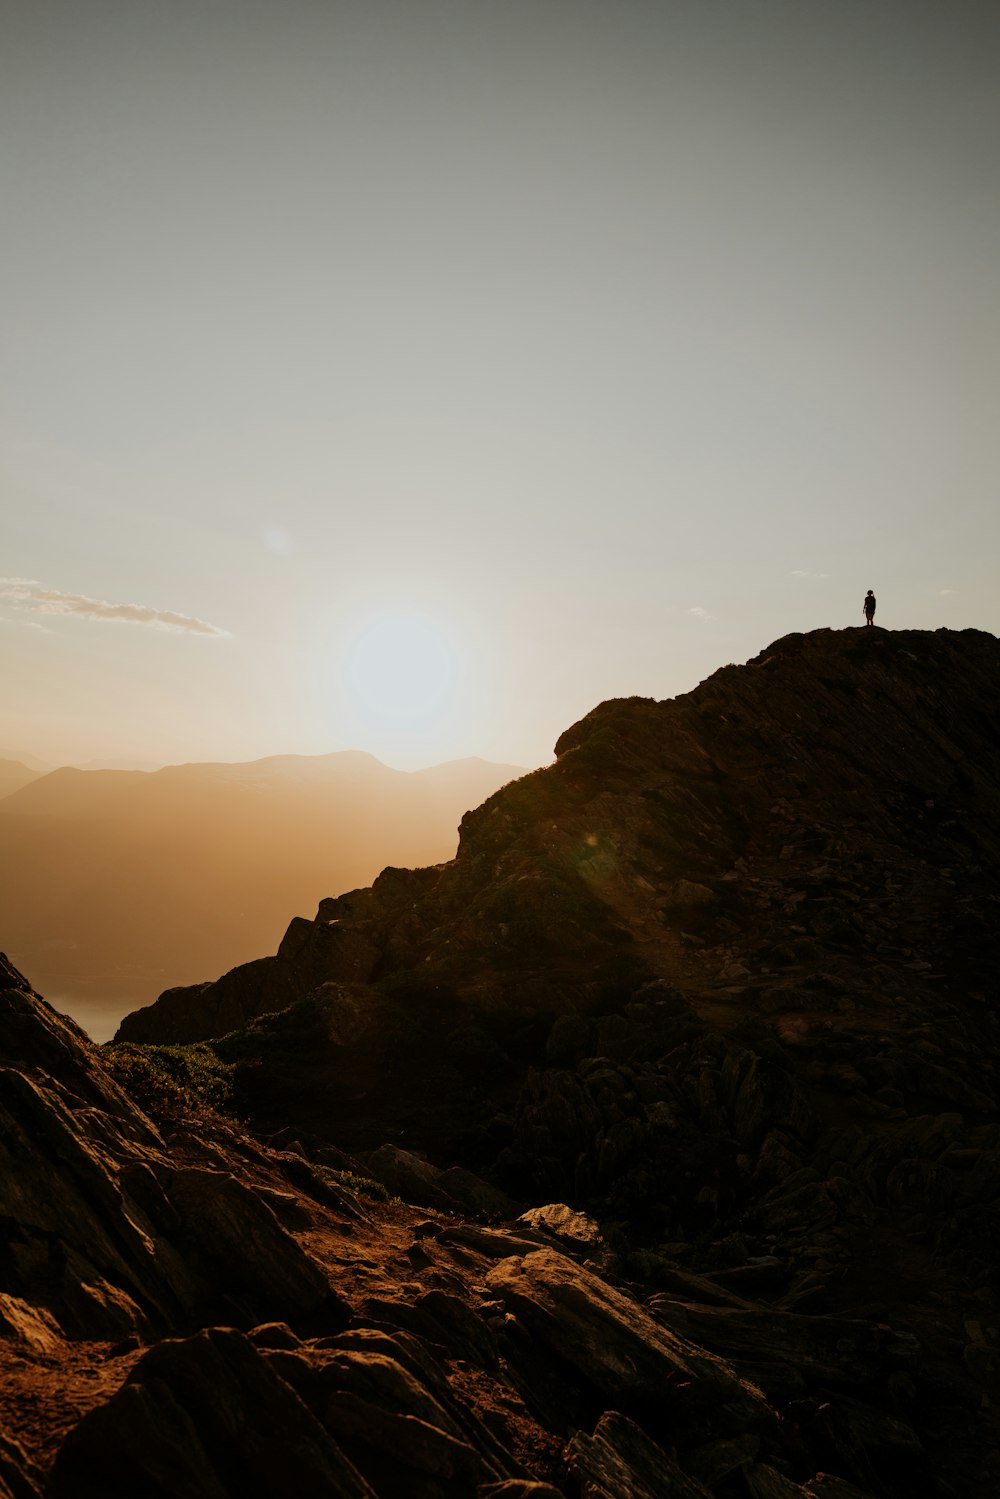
[0, 958, 158, 1136]
[362, 1145, 519, 1222]
[436, 1222, 552, 1259]
[746, 1465, 812, 1498]
[436, 1165, 521, 1220]
[802, 1395, 922, 1491]
[566, 1410, 714, 1497]
[756, 1177, 838, 1234]
[365, 1145, 453, 1207]
[485, 1248, 773, 1444]
[48, 1327, 376, 1498]
[631, 1259, 760, 1310]
[0, 1429, 42, 1499]
[0, 976, 356, 1364]
[60, 1257, 149, 1340]
[480, 1484, 564, 1499]
[805, 1477, 881, 1498]
[746, 1466, 880, 1499]
[308, 1379, 481, 1497]
[684, 1433, 760, 1487]
[265, 1324, 541, 1492]
[646, 1300, 914, 1385]
[407, 1288, 500, 1369]
[165, 1166, 346, 1327]
[545, 1013, 592, 1064]
[516, 1204, 603, 1250]
[270, 1150, 371, 1221]
[0, 1066, 173, 1336]
[0, 1295, 61, 1356]
[700, 1260, 790, 1295]
[666, 881, 720, 910]
[247, 1320, 302, 1351]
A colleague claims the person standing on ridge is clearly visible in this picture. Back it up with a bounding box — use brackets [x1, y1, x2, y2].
[863, 589, 876, 626]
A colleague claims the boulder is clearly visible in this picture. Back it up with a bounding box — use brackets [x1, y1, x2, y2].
[265, 1325, 538, 1492]
[0, 1294, 61, 1356]
[364, 1145, 450, 1208]
[0, 1068, 179, 1334]
[165, 1167, 347, 1328]
[516, 1204, 603, 1250]
[746, 1466, 812, 1499]
[567, 1411, 714, 1497]
[485, 1248, 773, 1444]
[685, 1434, 760, 1487]
[319, 1393, 479, 1499]
[0, 959, 159, 1138]
[436, 1166, 521, 1220]
[48, 1327, 375, 1499]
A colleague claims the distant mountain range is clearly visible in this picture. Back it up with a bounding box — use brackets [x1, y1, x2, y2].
[0, 750, 525, 1016]
[0, 757, 46, 799]
[0, 747, 52, 771]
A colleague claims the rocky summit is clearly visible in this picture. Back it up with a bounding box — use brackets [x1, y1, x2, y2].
[3, 625, 1000, 1497]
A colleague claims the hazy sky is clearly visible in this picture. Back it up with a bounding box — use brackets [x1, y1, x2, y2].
[2, 0, 997, 770]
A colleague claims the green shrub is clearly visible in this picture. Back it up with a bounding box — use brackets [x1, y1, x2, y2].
[101, 1042, 235, 1122]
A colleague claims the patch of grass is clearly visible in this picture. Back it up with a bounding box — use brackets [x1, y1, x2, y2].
[314, 1165, 391, 1204]
[101, 1041, 236, 1123]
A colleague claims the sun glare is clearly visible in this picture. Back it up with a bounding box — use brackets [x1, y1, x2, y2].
[339, 613, 461, 736]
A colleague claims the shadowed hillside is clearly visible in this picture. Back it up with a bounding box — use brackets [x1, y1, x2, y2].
[0, 751, 524, 1033]
[3, 627, 999, 1496]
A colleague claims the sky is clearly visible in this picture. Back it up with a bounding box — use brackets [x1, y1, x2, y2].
[2, 0, 997, 772]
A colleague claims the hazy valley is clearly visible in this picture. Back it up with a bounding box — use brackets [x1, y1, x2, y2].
[0, 751, 524, 1039]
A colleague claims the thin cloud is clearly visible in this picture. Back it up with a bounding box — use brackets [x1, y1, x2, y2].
[687, 606, 714, 621]
[0, 614, 49, 632]
[939, 588, 955, 597]
[0, 579, 230, 637]
[790, 570, 829, 579]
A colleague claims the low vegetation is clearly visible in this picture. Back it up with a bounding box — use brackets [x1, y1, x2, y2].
[101, 1040, 236, 1122]
[314, 1164, 391, 1203]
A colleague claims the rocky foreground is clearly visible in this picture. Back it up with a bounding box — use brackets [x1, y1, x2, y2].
[4, 626, 1000, 1495]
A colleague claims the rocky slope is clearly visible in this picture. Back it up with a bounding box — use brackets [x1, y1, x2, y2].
[0, 951, 977, 1499]
[4, 626, 1000, 1495]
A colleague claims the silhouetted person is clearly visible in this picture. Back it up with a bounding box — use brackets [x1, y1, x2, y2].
[863, 589, 876, 626]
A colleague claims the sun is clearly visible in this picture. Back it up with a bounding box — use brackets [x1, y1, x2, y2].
[339, 612, 462, 738]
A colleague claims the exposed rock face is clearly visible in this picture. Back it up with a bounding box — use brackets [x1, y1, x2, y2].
[5, 628, 1000, 1494]
[0, 955, 349, 1346]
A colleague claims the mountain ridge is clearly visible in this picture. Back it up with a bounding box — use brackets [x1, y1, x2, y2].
[3, 625, 999, 1496]
[0, 758, 45, 800]
[0, 749, 529, 815]
[119, 625, 1000, 1065]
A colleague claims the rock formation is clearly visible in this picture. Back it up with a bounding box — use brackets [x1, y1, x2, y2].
[3, 627, 1000, 1494]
